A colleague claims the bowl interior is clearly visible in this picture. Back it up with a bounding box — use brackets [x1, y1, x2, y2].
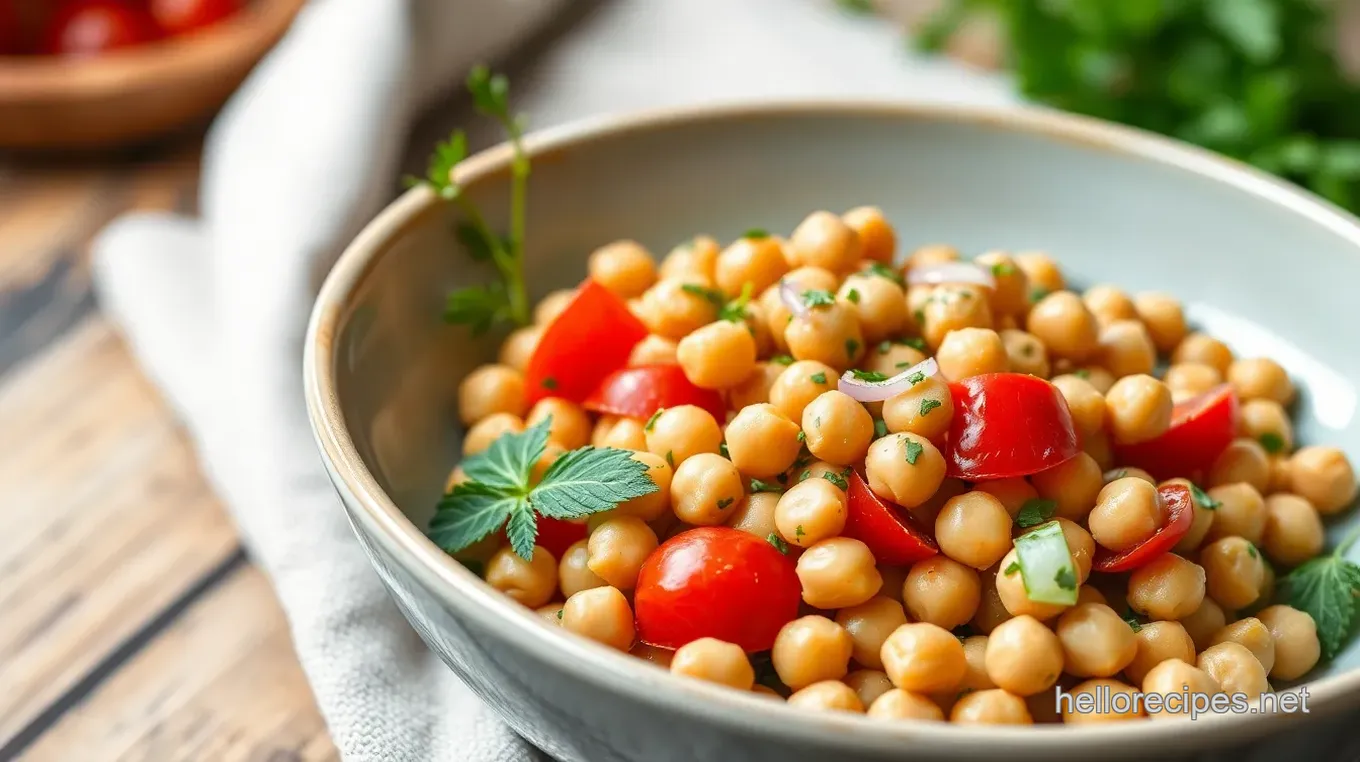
[331, 106, 1360, 683]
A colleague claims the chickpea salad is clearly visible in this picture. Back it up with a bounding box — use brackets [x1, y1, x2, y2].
[417, 70, 1360, 727]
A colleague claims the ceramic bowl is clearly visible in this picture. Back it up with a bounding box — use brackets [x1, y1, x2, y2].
[305, 103, 1360, 762]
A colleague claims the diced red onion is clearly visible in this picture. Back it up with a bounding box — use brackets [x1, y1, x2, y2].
[838, 358, 939, 403]
[907, 262, 996, 290]
[779, 278, 809, 319]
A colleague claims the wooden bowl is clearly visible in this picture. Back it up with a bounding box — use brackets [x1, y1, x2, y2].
[0, 0, 306, 150]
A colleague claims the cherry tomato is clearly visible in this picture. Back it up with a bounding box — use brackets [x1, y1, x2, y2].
[524, 279, 648, 407]
[844, 469, 938, 565]
[149, 0, 241, 36]
[634, 527, 801, 652]
[534, 516, 587, 559]
[0, 1, 21, 55]
[42, 0, 159, 57]
[1114, 384, 1238, 482]
[1091, 483, 1194, 572]
[944, 372, 1080, 480]
[582, 365, 726, 424]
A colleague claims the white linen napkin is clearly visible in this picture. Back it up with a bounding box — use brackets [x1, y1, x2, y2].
[91, 0, 1356, 759]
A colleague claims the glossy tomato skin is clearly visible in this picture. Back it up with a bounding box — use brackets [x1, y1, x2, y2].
[534, 516, 587, 559]
[1114, 384, 1237, 482]
[149, 0, 242, 36]
[524, 279, 648, 407]
[42, 0, 158, 57]
[0, 0, 20, 55]
[844, 469, 938, 565]
[634, 527, 801, 653]
[945, 373, 1080, 480]
[1092, 484, 1193, 572]
[583, 364, 726, 423]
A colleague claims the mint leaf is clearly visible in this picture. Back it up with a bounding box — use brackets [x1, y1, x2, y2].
[1280, 529, 1360, 660]
[1015, 498, 1058, 529]
[429, 482, 520, 555]
[504, 503, 539, 560]
[462, 418, 548, 489]
[532, 446, 658, 519]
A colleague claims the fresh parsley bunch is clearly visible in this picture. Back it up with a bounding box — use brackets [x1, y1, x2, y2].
[915, 0, 1360, 213]
[430, 419, 658, 561]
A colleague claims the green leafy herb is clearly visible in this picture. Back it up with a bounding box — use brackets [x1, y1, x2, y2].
[1189, 482, 1221, 511]
[719, 282, 756, 323]
[1279, 526, 1360, 660]
[907, 371, 926, 385]
[1004, 560, 1021, 576]
[799, 469, 812, 482]
[903, 337, 927, 351]
[751, 478, 784, 494]
[744, 228, 770, 239]
[846, 288, 861, 304]
[801, 289, 836, 309]
[665, 450, 675, 468]
[645, 408, 664, 432]
[1015, 498, 1058, 528]
[1259, 432, 1286, 454]
[717, 497, 735, 511]
[862, 261, 904, 286]
[796, 430, 806, 442]
[1073, 368, 1091, 380]
[556, 608, 563, 620]
[836, 0, 873, 15]
[429, 420, 657, 560]
[850, 369, 889, 382]
[873, 419, 888, 438]
[795, 524, 806, 539]
[682, 283, 728, 308]
[811, 372, 828, 384]
[903, 435, 924, 465]
[1029, 287, 1050, 304]
[991, 261, 1017, 278]
[415, 67, 532, 333]
[846, 338, 860, 358]
[541, 377, 558, 390]
[767, 532, 790, 554]
[822, 470, 849, 490]
[720, 442, 730, 458]
[1247, 542, 1259, 559]
[771, 354, 795, 366]
[920, 398, 942, 416]
[1012, 520, 1080, 606]
[1122, 608, 1143, 633]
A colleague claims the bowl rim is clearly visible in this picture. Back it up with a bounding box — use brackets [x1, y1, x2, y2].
[305, 100, 1360, 757]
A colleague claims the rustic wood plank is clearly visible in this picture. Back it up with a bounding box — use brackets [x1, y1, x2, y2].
[17, 565, 338, 762]
[0, 318, 241, 747]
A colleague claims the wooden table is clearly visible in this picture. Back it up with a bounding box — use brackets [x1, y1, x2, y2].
[0, 139, 338, 761]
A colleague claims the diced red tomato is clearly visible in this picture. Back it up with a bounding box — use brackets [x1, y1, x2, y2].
[844, 469, 938, 565]
[149, 0, 242, 36]
[583, 365, 726, 424]
[634, 527, 801, 652]
[1114, 384, 1238, 482]
[0, 1, 21, 54]
[42, 0, 159, 57]
[944, 373, 1081, 480]
[1091, 484, 1194, 572]
[524, 279, 648, 407]
[534, 516, 587, 559]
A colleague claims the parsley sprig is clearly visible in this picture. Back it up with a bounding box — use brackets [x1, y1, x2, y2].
[412, 67, 532, 333]
[1279, 525, 1360, 660]
[429, 419, 657, 560]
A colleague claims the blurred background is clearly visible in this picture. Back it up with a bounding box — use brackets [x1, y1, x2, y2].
[2, 0, 1358, 758]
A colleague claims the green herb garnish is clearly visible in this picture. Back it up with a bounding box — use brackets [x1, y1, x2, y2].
[920, 398, 942, 416]
[429, 419, 657, 560]
[801, 289, 836, 308]
[846, 338, 860, 358]
[719, 282, 755, 323]
[682, 283, 728, 308]
[822, 470, 849, 490]
[751, 479, 784, 494]
[1015, 498, 1058, 529]
[836, 0, 873, 14]
[744, 228, 770, 239]
[795, 524, 806, 538]
[904, 438, 924, 465]
[861, 261, 904, 286]
[811, 372, 828, 384]
[1004, 561, 1021, 576]
[1279, 526, 1360, 660]
[1189, 482, 1221, 510]
[849, 369, 889, 382]
[1012, 520, 1080, 606]
[541, 377, 558, 390]
[1259, 432, 1286, 454]
[717, 497, 735, 510]
[846, 288, 861, 304]
[645, 408, 664, 432]
[1073, 368, 1091, 380]
[991, 262, 1017, 278]
[767, 532, 790, 554]
[771, 354, 795, 366]
[1122, 608, 1143, 633]
[797, 430, 806, 442]
[873, 419, 888, 438]
[907, 371, 926, 385]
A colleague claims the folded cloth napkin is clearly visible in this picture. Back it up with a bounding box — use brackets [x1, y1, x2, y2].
[90, 0, 1358, 760]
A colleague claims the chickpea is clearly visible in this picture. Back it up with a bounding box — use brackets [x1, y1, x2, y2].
[1163, 362, 1224, 398]
[801, 390, 874, 466]
[994, 549, 1071, 622]
[726, 362, 784, 410]
[1012, 251, 1063, 294]
[897, 556, 979, 629]
[561, 586, 635, 650]
[787, 211, 862, 273]
[1133, 292, 1187, 353]
[950, 689, 1032, 725]
[1104, 374, 1173, 445]
[1200, 536, 1265, 611]
[1024, 291, 1099, 362]
[558, 540, 606, 598]
[676, 320, 758, 390]
[1258, 561, 1277, 607]
[983, 615, 1064, 696]
[972, 564, 1013, 634]
[671, 453, 745, 526]
[881, 374, 954, 441]
[1084, 430, 1115, 472]
[761, 269, 840, 348]
[1030, 452, 1103, 522]
[1097, 320, 1156, 378]
[720, 493, 776, 542]
[1289, 446, 1358, 514]
[1078, 284, 1134, 324]
[1141, 659, 1221, 718]
[786, 681, 865, 713]
[669, 638, 754, 690]
[1228, 357, 1295, 405]
[1126, 554, 1205, 621]
[463, 412, 524, 455]
[772, 615, 854, 689]
[587, 240, 656, 298]
[973, 251, 1031, 317]
[714, 235, 788, 297]
[921, 284, 994, 349]
[797, 537, 882, 609]
[526, 398, 592, 450]
[1256, 605, 1321, 680]
[933, 329, 1007, 383]
[867, 688, 945, 721]
[837, 273, 908, 344]
[1205, 482, 1267, 544]
[881, 622, 967, 694]
[907, 243, 960, 269]
[1181, 599, 1228, 654]
[1063, 678, 1146, 724]
[1124, 620, 1196, 685]
[659, 236, 719, 282]
[640, 277, 719, 339]
[1170, 332, 1233, 375]
[1088, 477, 1164, 553]
[842, 670, 894, 708]
[1207, 439, 1271, 492]
[1267, 455, 1293, 494]
[841, 206, 896, 264]
[997, 329, 1050, 378]
[934, 491, 1012, 570]
[775, 477, 848, 547]
[645, 404, 721, 467]
[974, 477, 1039, 518]
[1200, 643, 1270, 701]
[915, 477, 969, 526]
[1105, 467, 1155, 485]
[1055, 603, 1138, 678]
[860, 434, 945, 512]
[862, 341, 928, 378]
[1075, 366, 1117, 394]
[628, 334, 678, 367]
[1211, 617, 1277, 675]
[1049, 374, 1105, 439]
[720, 403, 799, 479]
[797, 460, 850, 491]
[786, 302, 865, 370]
[1018, 517, 1095, 584]
[498, 325, 542, 372]
[876, 564, 910, 604]
[457, 364, 526, 426]
[611, 452, 672, 521]
[600, 417, 648, 451]
[836, 596, 909, 669]
[534, 288, 575, 326]
[1262, 493, 1325, 566]
[586, 516, 658, 590]
[1238, 399, 1294, 456]
[537, 603, 565, 626]
[768, 360, 838, 424]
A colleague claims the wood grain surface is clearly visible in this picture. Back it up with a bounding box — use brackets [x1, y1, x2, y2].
[0, 141, 336, 761]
